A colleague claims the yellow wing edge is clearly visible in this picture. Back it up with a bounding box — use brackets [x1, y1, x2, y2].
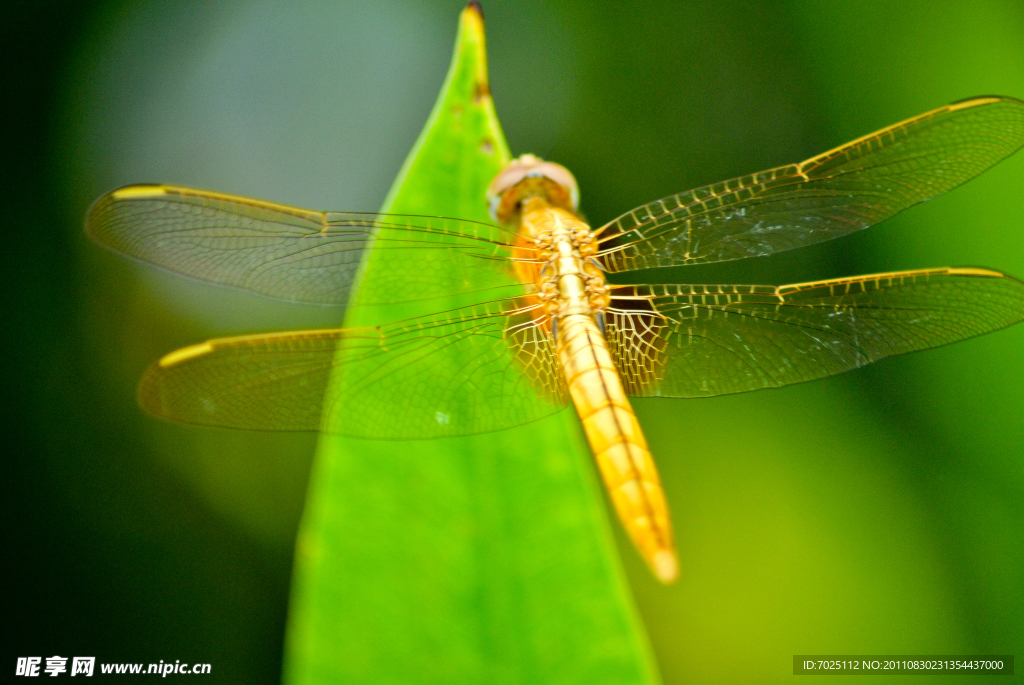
[106, 183, 328, 226]
[776, 266, 1008, 296]
[158, 342, 214, 367]
[799, 96, 1015, 173]
[606, 267, 1011, 300]
[154, 327, 382, 368]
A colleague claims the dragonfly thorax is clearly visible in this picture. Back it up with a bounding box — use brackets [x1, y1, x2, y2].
[521, 197, 610, 320]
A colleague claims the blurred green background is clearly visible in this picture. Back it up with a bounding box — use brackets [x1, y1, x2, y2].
[7, 0, 1023, 682]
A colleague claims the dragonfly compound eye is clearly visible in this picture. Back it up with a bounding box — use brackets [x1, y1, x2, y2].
[487, 154, 580, 223]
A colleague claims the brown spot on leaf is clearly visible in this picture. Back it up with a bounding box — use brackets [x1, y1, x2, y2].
[473, 79, 491, 104]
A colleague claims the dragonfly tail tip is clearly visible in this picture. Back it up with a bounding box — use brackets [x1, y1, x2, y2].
[652, 550, 679, 584]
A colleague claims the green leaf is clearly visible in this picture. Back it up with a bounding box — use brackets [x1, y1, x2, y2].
[283, 5, 659, 684]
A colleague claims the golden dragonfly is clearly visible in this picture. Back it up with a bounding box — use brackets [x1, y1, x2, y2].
[87, 96, 1024, 583]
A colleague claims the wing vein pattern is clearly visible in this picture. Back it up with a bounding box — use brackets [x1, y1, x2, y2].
[596, 97, 1024, 271]
[605, 268, 1024, 397]
[86, 184, 533, 306]
[139, 297, 567, 438]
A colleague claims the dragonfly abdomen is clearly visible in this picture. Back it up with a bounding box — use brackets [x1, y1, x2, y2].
[516, 195, 679, 582]
[556, 312, 678, 583]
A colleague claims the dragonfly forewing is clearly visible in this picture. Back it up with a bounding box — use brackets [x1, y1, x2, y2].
[86, 184, 536, 307]
[596, 96, 1024, 272]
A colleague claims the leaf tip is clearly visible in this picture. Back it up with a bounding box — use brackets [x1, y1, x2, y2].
[465, 0, 484, 21]
[458, 0, 485, 56]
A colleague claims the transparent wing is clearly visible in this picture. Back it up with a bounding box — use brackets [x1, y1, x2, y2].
[86, 184, 536, 306]
[597, 97, 1024, 271]
[138, 297, 566, 438]
[605, 268, 1024, 397]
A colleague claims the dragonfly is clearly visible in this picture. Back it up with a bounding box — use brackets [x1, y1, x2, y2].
[87, 96, 1024, 583]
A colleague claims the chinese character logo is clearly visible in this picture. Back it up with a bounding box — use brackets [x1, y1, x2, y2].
[71, 657, 95, 677]
[16, 657, 42, 677]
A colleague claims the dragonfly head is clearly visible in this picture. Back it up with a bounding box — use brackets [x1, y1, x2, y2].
[487, 154, 580, 223]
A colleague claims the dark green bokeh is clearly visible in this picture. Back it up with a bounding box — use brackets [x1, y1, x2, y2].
[7, 1, 1022, 683]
